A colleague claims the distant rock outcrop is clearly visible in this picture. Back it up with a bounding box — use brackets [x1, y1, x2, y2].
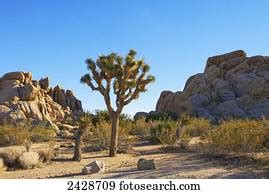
[133, 112, 149, 120]
[155, 50, 269, 122]
[0, 71, 83, 127]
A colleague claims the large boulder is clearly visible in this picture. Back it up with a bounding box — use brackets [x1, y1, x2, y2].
[19, 151, 40, 169]
[18, 84, 38, 101]
[189, 94, 210, 107]
[39, 77, 49, 90]
[155, 50, 269, 121]
[2, 72, 25, 83]
[134, 112, 148, 120]
[137, 158, 156, 170]
[82, 161, 105, 175]
[247, 100, 269, 118]
[205, 50, 246, 69]
[212, 101, 246, 119]
[212, 78, 236, 102]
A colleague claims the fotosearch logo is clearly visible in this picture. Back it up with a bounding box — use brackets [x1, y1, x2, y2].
[119, 181, 201, 191]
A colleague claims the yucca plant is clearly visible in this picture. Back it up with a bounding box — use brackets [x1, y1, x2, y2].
[81, 50, 155, 157]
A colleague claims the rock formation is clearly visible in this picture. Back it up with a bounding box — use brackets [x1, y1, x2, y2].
[0, 71, 83, 127]
[155, 50, 269, 122]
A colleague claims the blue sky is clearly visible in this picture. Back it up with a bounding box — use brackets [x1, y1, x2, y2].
[1, 0, 269, 115]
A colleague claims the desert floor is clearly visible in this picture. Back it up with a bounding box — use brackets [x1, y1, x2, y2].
[1, 140, 269, 179]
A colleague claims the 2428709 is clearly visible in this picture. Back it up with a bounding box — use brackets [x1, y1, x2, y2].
[67, 180, 116, 191]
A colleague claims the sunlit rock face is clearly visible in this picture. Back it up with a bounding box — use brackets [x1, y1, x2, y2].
[155, 50, 269, 122]
[0, 71, 83, 126]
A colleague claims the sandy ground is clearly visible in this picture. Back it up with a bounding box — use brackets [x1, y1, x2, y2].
[0, 142, 268, 179]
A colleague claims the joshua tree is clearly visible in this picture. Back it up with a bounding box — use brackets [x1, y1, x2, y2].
[81, 50, 155, 157]
[73, 115, 91, 161]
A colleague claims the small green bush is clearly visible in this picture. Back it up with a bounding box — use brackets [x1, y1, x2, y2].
[130, 118, 151, 137]
[150, 120, 179, 145]
[0, 122, 56, 146]
[0, 125, 10, 146]
[87, 120, 111, 149]
[30, 124, 56, 143]
[146, 112, 178, 122]
[118, 119, 133, 145]
[91, 110, 131, 126]
[37, 148, 55, 163]
[0, 124, 31, 146]
[181, 117, 212, 138]
[84, 119, 133, 150]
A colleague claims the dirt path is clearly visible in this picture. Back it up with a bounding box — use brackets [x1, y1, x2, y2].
[1, 143, 268, 179]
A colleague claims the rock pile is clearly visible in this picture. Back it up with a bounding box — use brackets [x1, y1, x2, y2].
[155, 50, 269, 122]
[0, 71, 83, 127]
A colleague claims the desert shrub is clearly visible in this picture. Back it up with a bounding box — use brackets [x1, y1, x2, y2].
[118, 119, 133, 145]
[0, 147, 26, 168]
[0, 125, 10, 146]
[62, 115, 79, 126]
[91, 110, 110, 126]
[130, 118, 151, 137]
[91, 110, 131, 126]
[30, 124, 56, 143]
[84, 118, 134, 150]
[181, 117, 212, 138]
[0, 124, 31, 146]
[37, 148, 55, 163]
[90, 120, 111, 149]
[207, 119, 269, 153]
[146, 112, 178, 122]
[150, 120, 179, 145]
[0, 122, 56, 146]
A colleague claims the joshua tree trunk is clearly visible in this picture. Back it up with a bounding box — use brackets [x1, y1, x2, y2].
[73, 128, 84, 161]
[109, 113, 119, 157]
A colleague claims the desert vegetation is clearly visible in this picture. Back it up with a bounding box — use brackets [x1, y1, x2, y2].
[0, 109, 269, 178]
[1, 112, 269, 155]
[0, 50, 268, 178]
[0, 122, 56, 147]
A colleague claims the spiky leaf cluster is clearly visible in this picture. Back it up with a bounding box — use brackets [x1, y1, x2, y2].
[81, 50, 155, 114]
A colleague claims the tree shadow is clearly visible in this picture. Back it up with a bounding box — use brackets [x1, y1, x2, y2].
[52, 158, 74, 163]
[50, 172, 83, 178]
[105, 152, 268, 179]
[208, 169, 269, 179]
[83, 155, 109, 160]
[105, 153, 217, 179]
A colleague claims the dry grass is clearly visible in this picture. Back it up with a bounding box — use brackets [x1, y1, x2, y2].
[181, 117, 212, 138]
[130, 118, 151, 137]
[83, 119, 134, 150]
[0, 123, 56, 147]
[150, 120, 179, 146]
[30, 124, 56, 143]
[206, 119, 269, 153]
[0, 124, 31, 146]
